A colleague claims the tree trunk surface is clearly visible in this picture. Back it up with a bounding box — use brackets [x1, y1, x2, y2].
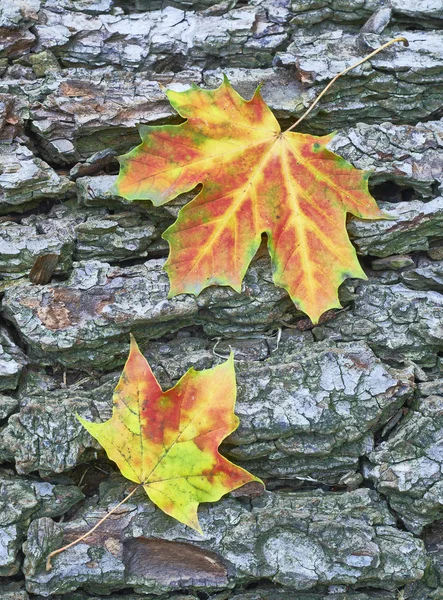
[0, 0, 443, 599]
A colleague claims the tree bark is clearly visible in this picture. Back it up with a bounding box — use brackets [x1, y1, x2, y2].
[0, 1, 443, 599]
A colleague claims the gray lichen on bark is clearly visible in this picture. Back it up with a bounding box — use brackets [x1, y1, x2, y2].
[22, 482, 427, 596]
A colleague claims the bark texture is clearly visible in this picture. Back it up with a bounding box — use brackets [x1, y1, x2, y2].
[0, 0, 443, 599]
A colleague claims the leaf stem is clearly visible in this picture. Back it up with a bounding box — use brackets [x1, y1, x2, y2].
[284, 36, 409, 133]
[46, 484, 141, 571]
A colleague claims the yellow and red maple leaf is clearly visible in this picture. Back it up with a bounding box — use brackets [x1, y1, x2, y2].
[115, 77, 384, 323]
[78, 335, 259, 532]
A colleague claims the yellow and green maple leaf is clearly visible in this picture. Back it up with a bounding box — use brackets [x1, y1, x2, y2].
[79, 336, 259, 532]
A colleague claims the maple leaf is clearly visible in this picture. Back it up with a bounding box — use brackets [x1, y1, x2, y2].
[78, 335, 260, 532]
[115, 77, 385, 323]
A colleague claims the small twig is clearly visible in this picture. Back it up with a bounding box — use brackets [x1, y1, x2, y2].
[294, 475, 324, 484]
[285, 36, 408, 133]
[212, 339, 236, 361]
[212, 338, 225, 359]
[77, 466, 91, 489]
[46, 484, 141, 571]
[70, 376, 92, 390]
[271, 327, 282, 353]
[93, 464, 111, 475]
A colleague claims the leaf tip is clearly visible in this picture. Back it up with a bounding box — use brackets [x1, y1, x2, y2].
[191, 520, 204, 535]
[128, 332, 143, 359]
[75, 412, 89, 428]
[380, 209, 396, 221]
[323, 131, 338, 145]
[166, 285, 179, 300]
[252, 81, 264, 102]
